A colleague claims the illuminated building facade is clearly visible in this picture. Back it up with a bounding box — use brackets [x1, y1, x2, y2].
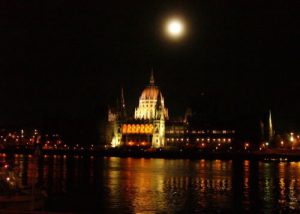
[165, 125, 235, 150]
[106, 71, 236, 149]
[107, 72, 167, 148]
[134, 72, 168, 120]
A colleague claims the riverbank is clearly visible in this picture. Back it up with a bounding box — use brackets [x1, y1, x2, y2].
[103, 149, 300, 161]
[1, 148, 300, 161]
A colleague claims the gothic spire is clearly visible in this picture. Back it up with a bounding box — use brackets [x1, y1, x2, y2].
[119, 86, 127, 118]
[155, 93, 162, 109]
[155, 93, 163, 119]
[268, 109, 274, 140]
[149, 68, 155, 85]
[120, 87, 125, 109]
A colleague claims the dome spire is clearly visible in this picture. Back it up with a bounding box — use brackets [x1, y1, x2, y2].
[120, 87, 125, 109]
[119, 86, 127, 118]
[149, 68, 155, 85]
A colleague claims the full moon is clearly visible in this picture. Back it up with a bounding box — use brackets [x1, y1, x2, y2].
[165, 18, 185, 39]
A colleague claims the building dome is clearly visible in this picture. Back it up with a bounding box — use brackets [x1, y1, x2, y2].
[140, 85, 160, 100]
[134, 71, 169, 120]
[139, 70, 163, 101]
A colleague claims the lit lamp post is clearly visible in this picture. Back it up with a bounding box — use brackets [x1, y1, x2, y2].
[265, 142, 269, 149]
[290, 133, 294, 142]
[290, 133, 295, 149]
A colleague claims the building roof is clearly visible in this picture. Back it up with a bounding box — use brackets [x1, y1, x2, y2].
[139, 71, 163, 101]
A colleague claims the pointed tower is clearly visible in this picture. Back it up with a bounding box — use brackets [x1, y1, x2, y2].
[155, 93, 163, 119]
[108, 87, 126, 148]
[149, 68, 155, 86]
[259, 120, 265, 141]
[120, 87, 127, 119]
[120, 87, 125, 109]
[184, 108, 192, 124]
[268, 110, 274, 141]
[152, 93, 166, 148]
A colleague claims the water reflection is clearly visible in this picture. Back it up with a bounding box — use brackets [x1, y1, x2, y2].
[2, 154, 300, 213]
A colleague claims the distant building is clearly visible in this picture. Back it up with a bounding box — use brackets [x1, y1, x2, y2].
[107, 71, 167, 148]
[106, 71, 235, 150]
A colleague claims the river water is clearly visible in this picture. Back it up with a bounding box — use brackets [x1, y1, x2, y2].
[2, 154, 300, 213]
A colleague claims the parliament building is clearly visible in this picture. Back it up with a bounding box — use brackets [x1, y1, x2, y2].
[106, 71, 235, 150]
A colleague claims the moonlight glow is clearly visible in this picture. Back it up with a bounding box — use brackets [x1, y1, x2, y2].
[166, 18, 185, 39]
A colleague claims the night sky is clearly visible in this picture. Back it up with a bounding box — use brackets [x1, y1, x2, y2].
[0, 1, 298, 142]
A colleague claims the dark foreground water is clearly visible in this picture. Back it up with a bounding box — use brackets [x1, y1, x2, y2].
[2, 154, 300, 213]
